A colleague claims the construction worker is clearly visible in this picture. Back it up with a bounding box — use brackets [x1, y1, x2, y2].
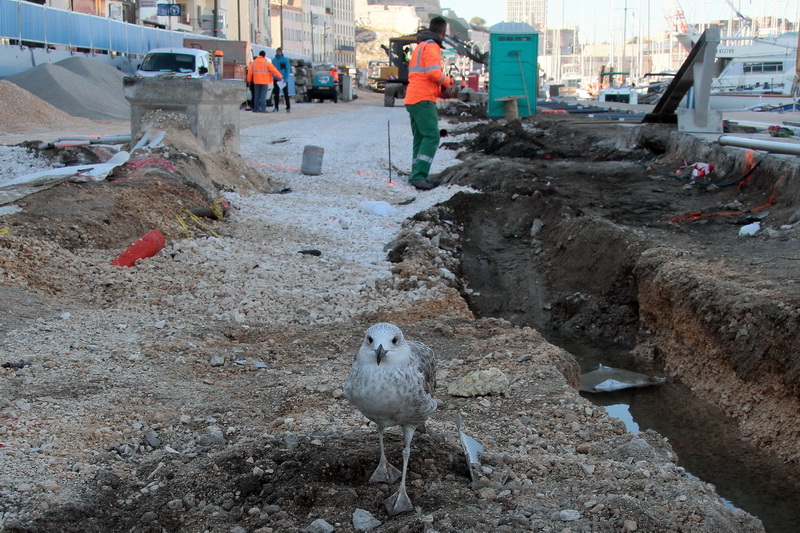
[247, 50, 282, 113]
[272, 47, 291, 113]
[405, 16, 453, 190]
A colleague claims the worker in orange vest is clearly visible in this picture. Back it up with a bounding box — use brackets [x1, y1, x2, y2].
[247, 50, 283, 113]
[329, 65, 339, 83]
[405, 16, 453, 190]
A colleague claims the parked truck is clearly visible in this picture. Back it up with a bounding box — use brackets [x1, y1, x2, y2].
[182, 38, 250, 80]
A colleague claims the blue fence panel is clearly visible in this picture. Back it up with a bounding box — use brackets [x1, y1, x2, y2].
[0, 0, 302, 63]
[141, 28, 162, 53]
[19, 1, 46, 43]
[125, 24, 144, 54]
[89, 16, 111, 49]
[45, 9, 70, 45]
[1, 0, 20, 39]
[69, 12, 93, 48]
[110, 20, 128, 52]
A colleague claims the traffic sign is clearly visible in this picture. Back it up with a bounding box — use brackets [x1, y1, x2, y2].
[156, 4, 181, 16]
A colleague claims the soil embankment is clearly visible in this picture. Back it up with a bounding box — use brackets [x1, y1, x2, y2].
[437, 114, 800, 465]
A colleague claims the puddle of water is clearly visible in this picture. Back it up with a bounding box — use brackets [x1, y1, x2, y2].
[603, 404, 640, 433]
[545, 330, 800, 533]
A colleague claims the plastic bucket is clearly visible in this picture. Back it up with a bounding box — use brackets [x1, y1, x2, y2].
[301, 145, 324, 175]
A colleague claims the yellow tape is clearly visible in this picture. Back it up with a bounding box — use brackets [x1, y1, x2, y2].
[175, 215, 192, 237]
[211, 201, 224, 220]
[184, 210, 221, 239]
[0, 227, 9, 236]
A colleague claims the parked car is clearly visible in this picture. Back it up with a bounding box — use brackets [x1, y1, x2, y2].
[135, 48, 214, 78]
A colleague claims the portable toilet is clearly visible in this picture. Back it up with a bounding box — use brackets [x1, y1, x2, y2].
[488, 22, 538, 118]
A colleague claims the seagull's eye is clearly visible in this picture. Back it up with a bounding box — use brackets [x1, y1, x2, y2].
[367, 336, 373, 344]
[392, 337, 398, 344]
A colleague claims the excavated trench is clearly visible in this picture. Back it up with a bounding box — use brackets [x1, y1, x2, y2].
[433, 116, 800, 532]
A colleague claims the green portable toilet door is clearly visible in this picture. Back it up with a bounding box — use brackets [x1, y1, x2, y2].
[488, 23, 539, 118]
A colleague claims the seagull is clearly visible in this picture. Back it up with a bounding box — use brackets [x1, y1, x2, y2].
[343, 322, 437, 516]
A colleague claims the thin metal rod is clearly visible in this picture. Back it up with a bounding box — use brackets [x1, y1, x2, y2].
[388, 120, 392, 183]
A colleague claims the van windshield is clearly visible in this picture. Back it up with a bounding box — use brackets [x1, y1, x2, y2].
[140, 53, 197, 73]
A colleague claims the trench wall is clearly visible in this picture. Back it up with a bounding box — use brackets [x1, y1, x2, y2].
[617, 125, 800, 462]
[634, 248, 800, 463]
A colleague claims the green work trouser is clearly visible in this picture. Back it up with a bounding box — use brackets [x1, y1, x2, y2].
[406, 100, 440, 182]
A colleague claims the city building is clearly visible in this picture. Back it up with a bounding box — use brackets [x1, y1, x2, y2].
[505, 0, 546, 29]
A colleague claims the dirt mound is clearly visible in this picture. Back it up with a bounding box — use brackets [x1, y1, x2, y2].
[4, 110, 277, 256]
[0, 80, 95, 133]
[134, 110, 278, 195]
[6, 58, 129, 120]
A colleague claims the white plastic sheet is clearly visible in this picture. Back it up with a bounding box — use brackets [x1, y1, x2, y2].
[0, 151, 130, 206]
[580, 364, 666, 393]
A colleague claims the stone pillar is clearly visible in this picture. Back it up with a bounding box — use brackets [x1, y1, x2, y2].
[123, 77, 246, 154]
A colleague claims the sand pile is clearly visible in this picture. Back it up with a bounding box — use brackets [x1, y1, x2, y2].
[5, 56, 130, 120]
[0, 80, 97, 134]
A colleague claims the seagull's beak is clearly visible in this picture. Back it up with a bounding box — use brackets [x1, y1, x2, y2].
[375, 344, 387, 365]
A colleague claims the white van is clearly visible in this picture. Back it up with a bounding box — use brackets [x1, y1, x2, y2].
[135, 48, 214, 78]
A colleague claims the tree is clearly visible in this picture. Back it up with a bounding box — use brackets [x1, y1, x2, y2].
[470, 17, 488, 31]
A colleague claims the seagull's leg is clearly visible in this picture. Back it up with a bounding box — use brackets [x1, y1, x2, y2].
[369, 425, 401, 484]
[384, 424, 416, 516]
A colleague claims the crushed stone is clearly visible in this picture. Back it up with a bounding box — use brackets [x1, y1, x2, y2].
[5, 56, 130, 120]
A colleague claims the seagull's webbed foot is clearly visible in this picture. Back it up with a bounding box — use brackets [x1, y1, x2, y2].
[369, 427, 401, 484]
[369, 458, 401, 484]
[384, 485, 414, 516]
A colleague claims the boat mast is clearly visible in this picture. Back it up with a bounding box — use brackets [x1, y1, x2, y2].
[795, 27, 800, 96]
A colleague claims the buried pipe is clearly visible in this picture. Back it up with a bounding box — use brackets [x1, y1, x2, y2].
[718, 135, 800, 155]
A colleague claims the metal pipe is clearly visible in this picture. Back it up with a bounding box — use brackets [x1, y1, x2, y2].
[718, 135, 800, 155]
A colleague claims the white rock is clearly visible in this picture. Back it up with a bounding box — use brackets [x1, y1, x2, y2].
[352, 508, 381, 532]
[738, 221, 760, 237]
[448, 367, 510, 397]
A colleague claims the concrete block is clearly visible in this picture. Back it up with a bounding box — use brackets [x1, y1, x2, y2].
[676, 107, 723, 133]
[123, 77, 246, 153]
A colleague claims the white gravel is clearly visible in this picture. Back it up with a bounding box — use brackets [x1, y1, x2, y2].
[0, 104, 474, 515]
[0, 146, 52, 185]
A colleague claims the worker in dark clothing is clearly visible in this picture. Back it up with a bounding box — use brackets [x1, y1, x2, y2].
[272, 47, 291, 113]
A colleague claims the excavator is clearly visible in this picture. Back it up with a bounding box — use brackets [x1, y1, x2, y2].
[376, 32, 488, 107]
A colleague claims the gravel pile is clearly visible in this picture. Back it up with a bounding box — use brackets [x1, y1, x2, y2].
[5, 57, 130, 120]
[0, 80, 98, 136]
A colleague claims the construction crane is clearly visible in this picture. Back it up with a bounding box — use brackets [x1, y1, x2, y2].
[663, 1, 688, 34]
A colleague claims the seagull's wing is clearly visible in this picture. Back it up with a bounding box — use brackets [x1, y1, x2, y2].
[409, 341, 436, 395]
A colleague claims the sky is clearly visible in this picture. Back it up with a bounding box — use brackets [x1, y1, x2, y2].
[442, 0, 800, 43]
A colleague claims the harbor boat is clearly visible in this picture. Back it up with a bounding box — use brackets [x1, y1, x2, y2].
[597, 71, 639, 105]
[709, 32, 800, 110]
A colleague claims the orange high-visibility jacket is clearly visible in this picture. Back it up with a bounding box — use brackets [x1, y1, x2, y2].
[247, 56, 283, 85]
[405, 37, 452, 105]
[330, 67, 339, 82]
